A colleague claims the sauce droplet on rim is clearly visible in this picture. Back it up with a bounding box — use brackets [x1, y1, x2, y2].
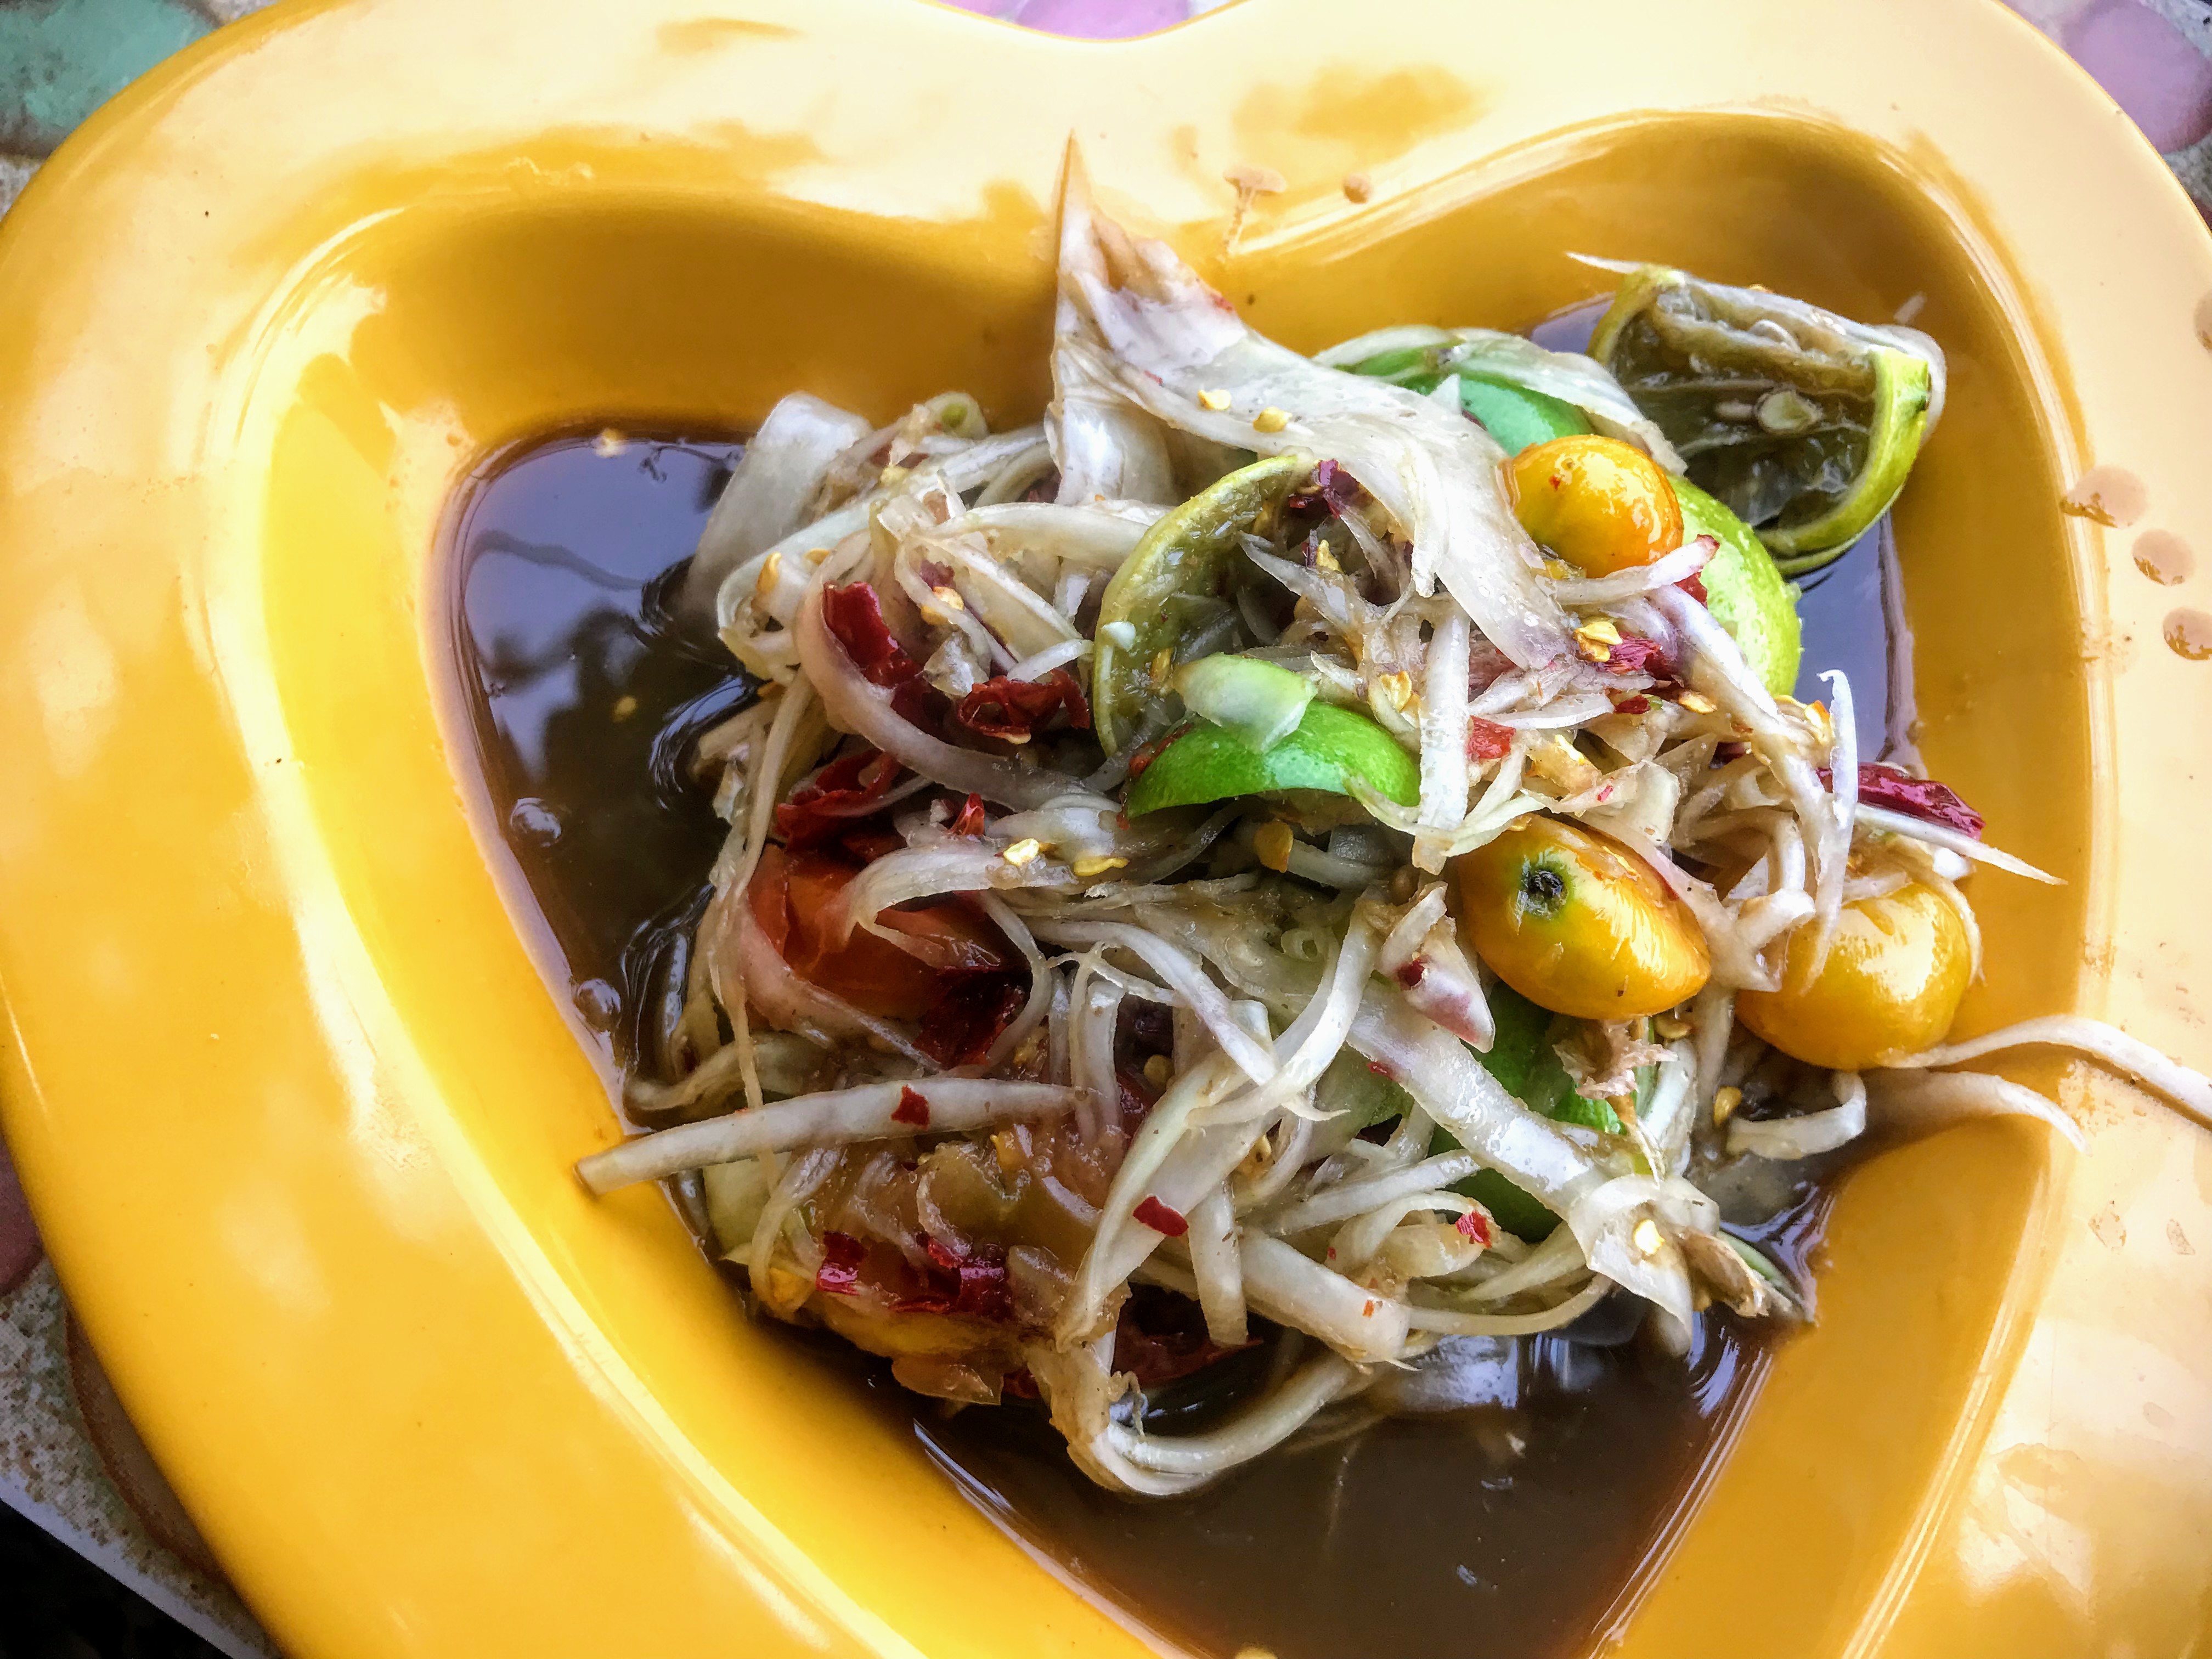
[2133, 529, 2195, 586]
[2163, 608, 2212, 661]
[2061, 465, 2148, 528]
[2196, 289, 2212, 352]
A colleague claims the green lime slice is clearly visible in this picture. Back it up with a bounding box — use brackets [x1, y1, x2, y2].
[1344, 348, 1592, 455]
[1672, 477, 1803, 697]
[1760, 348, 1931, 571]
[1590, 264, 1941, 573]
[1455, 373, 1591, 455]
[1092, 455, 1304, 755]
[1435, 983, 1623, 1243]
[1122, 701, 1419, 817]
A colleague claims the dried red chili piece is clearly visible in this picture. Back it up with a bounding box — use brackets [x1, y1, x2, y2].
[893, 1086, 930, 1128]
[815, 1232, 868, 1296]
[1284, 457, 1364, 518]
[898, 1236, 1012, 1321]
[1466, 717, 1515, 761]
[1822, 762, 1985, 839]
[1455, 1211, 1492, 1245]
[774, 748, 902, 850]
[822, 582, 920, 687]
[948, 793, 988, 836]
[955, 669, 1092, 741]
[1133, 1196, 1188, 1238]
[1602, 633, 1678, 683]
[915, 974, 1026, 1068]
[950, 1245, 1012, 1321]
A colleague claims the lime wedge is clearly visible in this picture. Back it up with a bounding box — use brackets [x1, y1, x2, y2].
[1590, 264, 1942, 573]
[1122, 701, 1419, 817]
[1092, 455, 1302, 754]
[1435, 983, 1626, 1242]
[1342, 346, 1592, 455]
[1673, 477, 1802, 697]
[1457, 374, 1592, 455]
[1759, 347, 1931, 572]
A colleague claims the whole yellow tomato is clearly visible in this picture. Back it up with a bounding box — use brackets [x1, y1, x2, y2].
[1508, 435, 1684, 577]
[1454, 817, 1709, 1020]
[1738, 882, 1970, 1069]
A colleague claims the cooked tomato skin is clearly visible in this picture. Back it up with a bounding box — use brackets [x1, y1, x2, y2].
[749, 846, 1009, 1020]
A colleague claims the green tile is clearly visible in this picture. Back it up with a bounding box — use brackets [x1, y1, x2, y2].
[0, 0, 211, 157]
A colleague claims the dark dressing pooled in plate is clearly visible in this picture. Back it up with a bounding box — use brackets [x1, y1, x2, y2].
[443, 426, 1871, 1659]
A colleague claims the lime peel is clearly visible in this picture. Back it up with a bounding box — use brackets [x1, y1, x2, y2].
[1123, 701, 1419, 817]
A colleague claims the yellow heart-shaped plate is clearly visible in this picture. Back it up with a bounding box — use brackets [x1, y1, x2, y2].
[1, 0, 2209, 1654]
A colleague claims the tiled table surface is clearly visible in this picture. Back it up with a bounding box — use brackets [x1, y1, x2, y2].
[0, 0, 2209, 1654]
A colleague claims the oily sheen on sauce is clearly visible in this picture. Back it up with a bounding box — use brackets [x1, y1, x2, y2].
[443, 425, 1881, 1659]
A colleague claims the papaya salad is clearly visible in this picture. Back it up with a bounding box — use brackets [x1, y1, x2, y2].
[575, 167, 2211, 1497]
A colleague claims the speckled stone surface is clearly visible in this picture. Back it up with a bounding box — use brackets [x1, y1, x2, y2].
[1, 1262, 274, 1656]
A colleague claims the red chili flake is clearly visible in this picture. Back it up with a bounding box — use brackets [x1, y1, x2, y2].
[1713, 741, 1750, 762]
[1466, 717, 1515, 761]
[1285, 457, 1365, 518]
[948, 793, 988, 836]
[915, 973, 1026, 1068]
[893, 1086, 931, 1128]
[1393, 959, 1427, 988]
[886, 1286, 955, 1316]
[1125, 721, 1190, 781]
[815, 1232, 867, 1295]
[1456, 1210, 1493, 1245]
[1610, 693, 1654, 715]
[899, 1235, 1011, 1320]
[952, 1246, 1012, 1320]
[1366, 1060, 1395, 1081]
[1602, 633, 1677, 682]
[822, 583, 921, 687]
[955, 669, 1092, 741]
[1362, 1299, 1378, 1317]
[774, 748, 902, 850]
[1678, 572, 1710, 605]
[1133, 1196, 1189, 1238]
[1821, 762, 1986, 839]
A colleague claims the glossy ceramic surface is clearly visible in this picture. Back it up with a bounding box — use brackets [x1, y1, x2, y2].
[0, 1, 2207, 1655]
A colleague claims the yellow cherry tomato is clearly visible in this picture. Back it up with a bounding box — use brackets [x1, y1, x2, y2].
[1507, 435, 1684, 577]
[1738, 882, 1970, 1070]
[1455, 817, 1709, 1020]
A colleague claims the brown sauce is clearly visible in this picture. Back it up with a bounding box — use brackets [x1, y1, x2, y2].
[444, 428, 1866, 1659]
